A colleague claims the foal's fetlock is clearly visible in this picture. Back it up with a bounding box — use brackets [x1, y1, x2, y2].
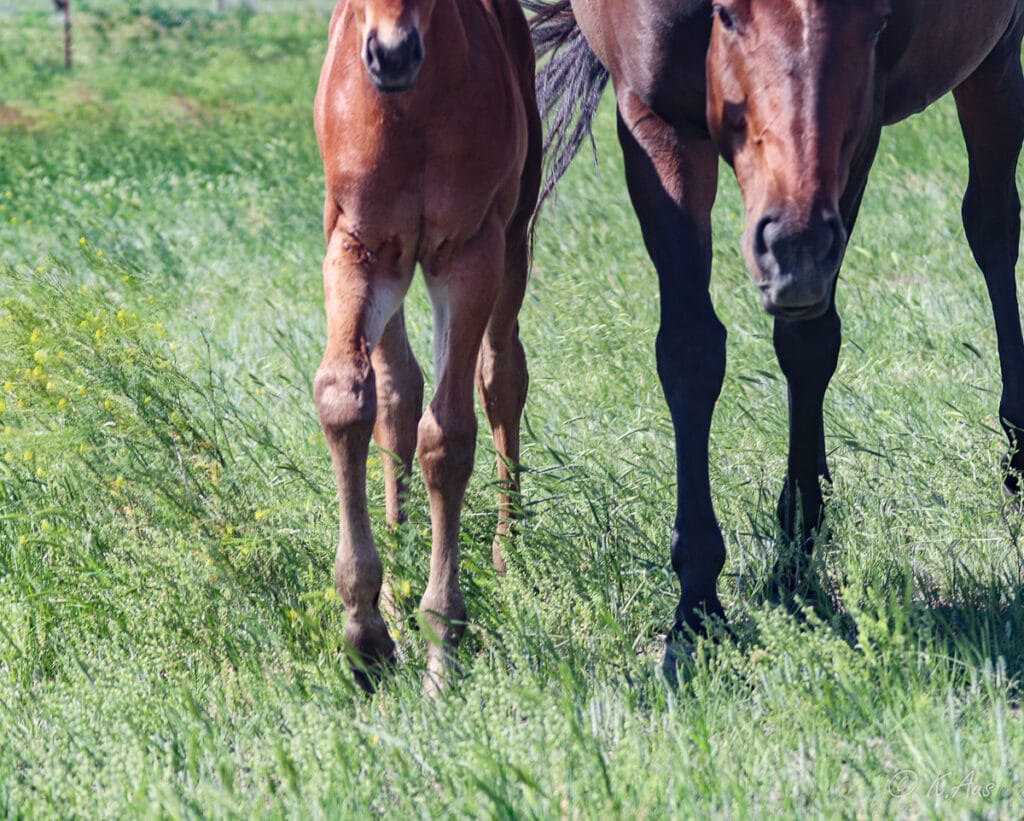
[344, 614, 396, 693]
[419, 595, 467, 694]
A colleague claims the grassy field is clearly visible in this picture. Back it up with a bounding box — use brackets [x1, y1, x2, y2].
[2, 3, 1024, 817]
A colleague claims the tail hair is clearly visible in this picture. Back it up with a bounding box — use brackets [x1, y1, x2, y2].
[523, 1, 610, 210]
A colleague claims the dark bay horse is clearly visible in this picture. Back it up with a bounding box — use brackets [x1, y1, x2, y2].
[529, 0, 1024, 670]
[314, 0, 540, 692]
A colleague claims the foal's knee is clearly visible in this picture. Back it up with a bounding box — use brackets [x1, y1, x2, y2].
[417, 407, 477, 492]
[315, 359, 378, 445]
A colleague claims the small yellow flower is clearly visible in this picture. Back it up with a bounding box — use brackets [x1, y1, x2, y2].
[40, 519, 50, 531]
[35, 266, 44, 274]
[23, 450, 33, 462]
[103, 399, 113, 411]
[253, 509, 268, 522]
[112, 476, 125, 491]
[224, 524, 235, 536]
[33, 350, 47, 365]
[78, 237, 88, 247]
[57, 398, 68, 410]
[0, 400, 5, 414]
[4, 451, 13, 463]
[18, 535, 27, 546]
[29, 329, 41, 344]
[96, 250, 104, 258]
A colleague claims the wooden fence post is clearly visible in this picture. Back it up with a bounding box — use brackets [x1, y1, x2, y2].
[63, 0, 72, 71]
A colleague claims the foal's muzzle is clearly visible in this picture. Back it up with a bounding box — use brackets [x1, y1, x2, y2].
[752, 209, 846, 319]
[363, 27, 424, 93]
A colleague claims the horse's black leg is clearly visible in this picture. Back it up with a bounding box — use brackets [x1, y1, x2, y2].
[772, 124, 882, 596]
[953, 23, 1024, 494]
[615, 94, 726, 662]
[772, 306, 840, 570]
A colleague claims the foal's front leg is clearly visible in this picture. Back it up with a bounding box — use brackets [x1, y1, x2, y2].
[419, 216, 503, 694]
[372, 308, 424, 624]
[316, 227, 413, 692]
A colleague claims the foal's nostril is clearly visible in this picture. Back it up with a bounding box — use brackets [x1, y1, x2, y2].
[408, 31, 424, 69]
[364, 30, 381, 73]
[363, 27, 424, 90]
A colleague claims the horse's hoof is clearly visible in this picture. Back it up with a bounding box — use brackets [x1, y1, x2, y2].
[1001, 454, 1022, 511]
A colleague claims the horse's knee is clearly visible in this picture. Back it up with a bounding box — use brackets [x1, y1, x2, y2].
[656, 315, 727, 409]
[773, 311, 841, 387]
[315, 359, 377, 445]
[417, 407, 477, 492]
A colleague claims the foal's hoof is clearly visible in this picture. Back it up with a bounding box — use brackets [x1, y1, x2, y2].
[423, 646, 462, 698]
[345, 618, 397, 694]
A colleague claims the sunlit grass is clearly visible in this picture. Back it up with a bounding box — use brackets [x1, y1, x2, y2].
[1, 4, 1023, 817]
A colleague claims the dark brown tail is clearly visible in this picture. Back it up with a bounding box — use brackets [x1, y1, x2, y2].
[523, 1, 610, 210]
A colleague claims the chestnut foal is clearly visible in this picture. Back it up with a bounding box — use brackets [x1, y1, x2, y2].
[313, 0, 541, 692]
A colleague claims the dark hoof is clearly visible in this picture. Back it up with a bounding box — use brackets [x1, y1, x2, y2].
[776, 477, 829, 551]
[662, 599, 731, 686]
[1001, 453, 1022, 510]
[345, 619, 397, 694]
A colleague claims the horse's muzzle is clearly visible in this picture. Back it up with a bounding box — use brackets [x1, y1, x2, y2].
[752, 209, 845, 318]
[364, 27, 424, 93]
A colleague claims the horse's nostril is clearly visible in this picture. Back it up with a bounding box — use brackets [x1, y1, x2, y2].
[754, 211, 782, 257]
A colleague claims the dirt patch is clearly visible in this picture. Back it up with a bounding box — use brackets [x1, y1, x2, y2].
[0, 103, 37, 130]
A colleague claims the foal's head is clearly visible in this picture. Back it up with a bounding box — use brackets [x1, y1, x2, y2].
[349, 0, 436, 92]
[706, 0, 891, 318]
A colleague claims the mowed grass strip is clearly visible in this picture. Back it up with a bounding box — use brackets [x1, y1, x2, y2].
[1, 4, 1023, 817]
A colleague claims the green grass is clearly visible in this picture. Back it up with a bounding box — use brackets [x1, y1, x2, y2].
[2, 4, 1024, 817]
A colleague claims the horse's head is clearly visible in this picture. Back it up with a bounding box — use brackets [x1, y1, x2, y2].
[706, 0, 891, 318]
[349, 0, 435, 93]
